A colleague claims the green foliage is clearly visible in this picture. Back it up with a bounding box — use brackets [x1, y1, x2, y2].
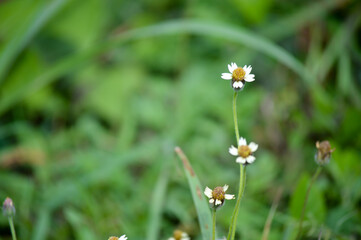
[1, 0, 361, 239]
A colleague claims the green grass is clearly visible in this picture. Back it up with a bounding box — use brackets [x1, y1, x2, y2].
[1, 0, 361, 239]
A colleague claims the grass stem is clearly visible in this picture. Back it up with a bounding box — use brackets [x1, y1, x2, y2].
[232, 91, 239, 142]
[8, 216, 17, 240]
[212, 208, 216, 240]
[296, 166, 322, 239]
[227, 164, 246, 240]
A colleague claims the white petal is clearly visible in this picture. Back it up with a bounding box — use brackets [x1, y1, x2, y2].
[244, 74, 255, 82]
[238, 137, 247, 146]
[228, 146, 238, 156]
[204, 187, 213, 198]
[236, 157, 246, 164]
[228, 64, 234, 73]
[230, 62, 238, 72]
[249, 142, 258, 152]
[243, 65, 252, 75]
[225, 194, 235, 200]
[181, 233, 189, 237]
[215, 199, 222, 205]
[182, 238, 190, 240]
[221, 73, 232, 80]
[233, 81, 244, 88]
[246, 155, 256, 163]
[223, 184, 229, 192]
[119, 235, 128, 240]
[209, 198, 215, 203]
[168, 238, 175, 240]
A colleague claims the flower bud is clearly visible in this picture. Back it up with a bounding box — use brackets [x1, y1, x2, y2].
[315, 141, 335, 165]
[2, 197, 15, 217]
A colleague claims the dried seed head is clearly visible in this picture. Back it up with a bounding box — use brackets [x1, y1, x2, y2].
[212, 187, 225, 201]
[315, 141, 335, 165]
[2, 197, 15, 217]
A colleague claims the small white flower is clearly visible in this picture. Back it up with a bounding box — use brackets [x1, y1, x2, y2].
[229, 137, 258, 165]
[118, 235, 127, 240]
[204, 185, 235, 208]
[168, 230, 190, 240]
[108, 235, 127, 240]
[221, 62, 255, 90]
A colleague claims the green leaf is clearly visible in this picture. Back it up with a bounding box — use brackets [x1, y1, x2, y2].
[0, 0, 68, 83]
[0, 19, 307, 115]
[175, 147, 212, 240]
[289, 174, 326, 224]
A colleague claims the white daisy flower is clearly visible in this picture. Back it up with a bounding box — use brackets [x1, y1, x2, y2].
[221, 62, 255, 90]
[204, 185, 235, 208]
[168, 230, 190, 240]
[229, 137, 258, 165]
[108, 235, 127, 240]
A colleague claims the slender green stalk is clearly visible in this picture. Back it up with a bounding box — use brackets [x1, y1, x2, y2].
[227, 165, 246, 240]
[232, 91, 239, 142]
[212, 208, 216, 240]
[8, 216, 17, 240]
[226, 90, 247, 240]
[296, 166, 322, 240]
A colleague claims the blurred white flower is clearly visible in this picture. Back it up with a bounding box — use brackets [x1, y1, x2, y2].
[204, 185, 235, 208]
[229, 137, 258, 165]
[108, 235, 127, 240]
[168, 230, 190, 240]
[221, 62, 255, 90]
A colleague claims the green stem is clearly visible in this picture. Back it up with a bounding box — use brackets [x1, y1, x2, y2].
[227, 165, 246, 240]
[212, 208, 216, 240]
[8, 216, 17, 240]
[232, 91, 239, 142]
[295, 166, 322, 240]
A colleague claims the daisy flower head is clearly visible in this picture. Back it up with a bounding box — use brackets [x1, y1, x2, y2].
[221, 62, 255, 91]
[204, 185, 235, 209]
[168, 230, 190, 240]
[108, 235, 127, 240]
[229, 137, 258, 165]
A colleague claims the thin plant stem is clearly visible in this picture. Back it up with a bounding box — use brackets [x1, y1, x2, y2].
[8, 216, 17, 240]
[227, 164, 246, 240]
[212, 208, 216, 240]
[232, 91, 239, 142]
[296, 166, 322, 240]
[261, 188, 283, 240]
[226, 90, 247, 240]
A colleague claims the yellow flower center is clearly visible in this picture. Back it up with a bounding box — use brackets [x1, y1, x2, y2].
[108, 237, 119, 240]
[238, 145, 251, 158]
[232, 67, 246, 82]
[212, 187, 225, 201]
[173, 230, 183, 240]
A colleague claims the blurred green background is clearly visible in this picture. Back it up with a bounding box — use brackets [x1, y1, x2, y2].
[0, 0, 361, 239]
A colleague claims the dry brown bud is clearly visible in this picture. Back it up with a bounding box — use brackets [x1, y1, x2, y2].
[315, 141, 335, 165]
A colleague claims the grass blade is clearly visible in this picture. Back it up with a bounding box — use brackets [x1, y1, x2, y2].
[0, 0, 68, 83]
[0, 19, 306, 115]
[174, 147, 212, 240]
